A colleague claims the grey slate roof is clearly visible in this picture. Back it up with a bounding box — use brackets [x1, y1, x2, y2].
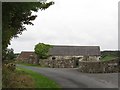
[48, 45, 101, 56]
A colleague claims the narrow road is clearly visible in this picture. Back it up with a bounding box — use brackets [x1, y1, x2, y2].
[17, 64, 118, 88]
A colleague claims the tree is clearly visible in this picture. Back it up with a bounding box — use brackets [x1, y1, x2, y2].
[5, 48, 15, 60]
[2, 2, 54, 60]
[34, 43, 52, 59]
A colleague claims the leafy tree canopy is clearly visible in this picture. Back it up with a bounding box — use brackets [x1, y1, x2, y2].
[34, 43, 52, 59]
[2, 2, 54, 60]
[5, 48, 15, 60]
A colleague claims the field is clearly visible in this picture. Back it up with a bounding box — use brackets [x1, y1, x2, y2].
[100, 51, 119, 61]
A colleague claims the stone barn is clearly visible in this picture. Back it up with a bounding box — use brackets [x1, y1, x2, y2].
[39, 45, 101, 68]
[48, 46, 101, 61]
[18, 46, 101, 67]
[17, 51, 38, 64]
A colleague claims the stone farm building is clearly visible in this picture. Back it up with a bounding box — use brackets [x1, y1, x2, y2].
[18, 45, 101, 66]
[17, 51, 38, 64]
[48, 46, 101, 61]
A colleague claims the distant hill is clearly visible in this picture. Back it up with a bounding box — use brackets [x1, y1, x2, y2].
[100, 51, 120, 61]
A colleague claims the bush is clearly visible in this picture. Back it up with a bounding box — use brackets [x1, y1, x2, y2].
[2, 63, 16, 87]
[2, 64, 35, 88]
[4, 63, 16, 71]
[2, 65, 12, 88]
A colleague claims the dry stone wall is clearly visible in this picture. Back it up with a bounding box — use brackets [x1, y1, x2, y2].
[78, 58, 119, 73]
[39, 59, 77, 68]
[39, 57, 119, 73]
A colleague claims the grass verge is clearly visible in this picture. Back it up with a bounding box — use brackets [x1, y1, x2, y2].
[18, 63, 41, 67]
[17, 67, 61, 89]
[3, 63, 61, 89]
[2, 66, 35, 88]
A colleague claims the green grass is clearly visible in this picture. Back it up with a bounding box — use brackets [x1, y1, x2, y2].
[100, 56, 117, 61]
[17, 67, 61, 89]
[19, 63, 41, 67]
[100, 51, 119, 61]
[16, 61, 46, 67]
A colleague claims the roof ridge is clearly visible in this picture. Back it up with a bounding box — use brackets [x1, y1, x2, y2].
[21, 51, 34, 53]
[51, 45, 100, 47]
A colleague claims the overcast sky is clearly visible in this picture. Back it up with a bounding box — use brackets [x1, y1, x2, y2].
[8, 0, 119, 53]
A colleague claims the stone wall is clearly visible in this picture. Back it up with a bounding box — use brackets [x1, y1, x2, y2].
[39, 59, 77, 68]
[48, 56, 83, 60]
[49, 56, 100, 61]
[78, 58, 119, 73]
[40, 56, 100, 68]
[39, 57, 119, 73]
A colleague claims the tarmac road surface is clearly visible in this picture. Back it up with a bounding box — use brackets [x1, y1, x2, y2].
[17, 64, 118, 88]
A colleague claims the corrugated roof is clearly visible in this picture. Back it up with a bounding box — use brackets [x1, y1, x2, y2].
[48, 45, 101, 56]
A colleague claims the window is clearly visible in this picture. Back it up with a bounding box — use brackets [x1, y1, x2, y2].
[52, 57, 56, 60]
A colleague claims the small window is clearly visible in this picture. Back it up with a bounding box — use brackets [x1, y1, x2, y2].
[77, 57, 81, 59]
[52, 57, 56, 60]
